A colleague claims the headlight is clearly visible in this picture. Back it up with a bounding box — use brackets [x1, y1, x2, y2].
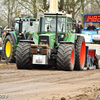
[37, 49, 40, 52]
[61, 35, 64, 38]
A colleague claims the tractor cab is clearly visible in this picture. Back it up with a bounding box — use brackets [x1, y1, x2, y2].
[15, 18, 39, 42]
[39, 12, 73, 48]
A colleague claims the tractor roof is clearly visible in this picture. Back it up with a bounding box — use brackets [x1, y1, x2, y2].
[44, 12, 72, 18]
[15, 18, 39, 21]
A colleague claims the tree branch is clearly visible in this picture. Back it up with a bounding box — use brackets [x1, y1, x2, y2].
[17, 0, 34, 15]
[95, 0, 100, 7]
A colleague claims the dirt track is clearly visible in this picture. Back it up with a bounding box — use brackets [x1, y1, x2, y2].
[0, 63, 100, 100]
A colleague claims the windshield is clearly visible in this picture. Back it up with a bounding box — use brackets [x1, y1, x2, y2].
[15, 20, 39, 33]
[42, 16, 66, 32]
[23, 21, 39, 33]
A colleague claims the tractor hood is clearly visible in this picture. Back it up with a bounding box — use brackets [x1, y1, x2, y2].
[39, 33, 55, 48]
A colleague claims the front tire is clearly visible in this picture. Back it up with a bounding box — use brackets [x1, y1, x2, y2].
[57, 44, 75, 71]
[16, 42, 32, 69]
[4, 35, 15, 62]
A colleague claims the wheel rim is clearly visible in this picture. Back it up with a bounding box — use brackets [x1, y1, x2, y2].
[80, 40, 85, 68]
[71, 50, 74, 66]
[6, 41, 11, 58]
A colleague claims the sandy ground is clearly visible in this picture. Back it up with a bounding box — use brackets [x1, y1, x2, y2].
[0, 63, 100, 100]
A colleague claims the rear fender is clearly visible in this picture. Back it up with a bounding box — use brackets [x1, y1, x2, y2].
[19, 40, 35, 44]
[66, 33, 75, 43]
[6, 32, 16, 44]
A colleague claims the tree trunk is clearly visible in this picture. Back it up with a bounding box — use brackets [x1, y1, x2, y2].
[59, 0, 64, 11]
[33, 0, 37, 18]
[70, 0, 75, 19]
[43, 0, 47, 10]
[81, 0, 84, 26]
[91, 0, 93, 13]
[8, 0, 10, 28]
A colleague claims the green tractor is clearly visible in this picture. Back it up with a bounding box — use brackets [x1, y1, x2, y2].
[16, 12, 86, 71]
[3, 18, 39, 62]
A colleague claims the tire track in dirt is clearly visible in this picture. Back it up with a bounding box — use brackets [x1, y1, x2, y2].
[0, 63, 100, 100]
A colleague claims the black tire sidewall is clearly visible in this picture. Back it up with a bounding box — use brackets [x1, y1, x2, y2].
[16, 42, 32, 69]
[57, 44, 75, 71]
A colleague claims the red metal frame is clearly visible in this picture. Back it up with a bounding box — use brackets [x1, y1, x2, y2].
[88, 49, 96, 60]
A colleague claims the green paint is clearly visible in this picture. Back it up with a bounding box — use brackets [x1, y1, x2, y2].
[66, 33, 75, 43]
[32, 32, 39, 44]
[39, 33, 55, 48]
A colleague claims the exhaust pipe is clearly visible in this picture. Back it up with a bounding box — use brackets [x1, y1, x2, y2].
[54, 13, 58, 47]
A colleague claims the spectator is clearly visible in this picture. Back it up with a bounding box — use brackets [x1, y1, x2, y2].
[75, 21, 83, 33]
[87, 22, 96, 30]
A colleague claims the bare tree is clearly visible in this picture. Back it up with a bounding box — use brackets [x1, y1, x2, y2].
[1, 0, 100, 27]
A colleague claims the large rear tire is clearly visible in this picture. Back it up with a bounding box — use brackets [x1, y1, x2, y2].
[4, 35, 15, 62]
[16, 42, 32, 69]
[74, 36, 86, 70]
[57, 44, 75, 71]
